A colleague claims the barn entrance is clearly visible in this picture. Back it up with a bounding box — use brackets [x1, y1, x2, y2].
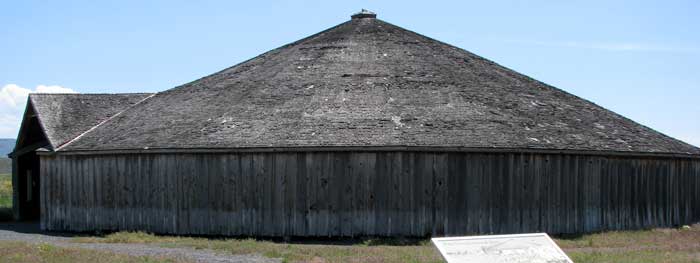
[11, 102, 49, 221]
[16, 151, 41, 220]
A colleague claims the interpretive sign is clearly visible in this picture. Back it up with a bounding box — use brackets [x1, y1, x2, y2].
[431, 233, 572, 263]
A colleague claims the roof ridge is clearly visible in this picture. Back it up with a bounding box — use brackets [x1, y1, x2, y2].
[160, 20, 352, 95]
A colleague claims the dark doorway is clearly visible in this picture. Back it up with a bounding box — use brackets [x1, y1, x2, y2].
[11, 101, 49, 221]
[16, 152, 40, 220]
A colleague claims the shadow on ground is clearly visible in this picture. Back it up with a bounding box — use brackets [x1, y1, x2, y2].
[0, 221, 81, 238]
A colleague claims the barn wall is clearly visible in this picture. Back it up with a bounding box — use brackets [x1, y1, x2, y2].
[40, 152, 700, 236]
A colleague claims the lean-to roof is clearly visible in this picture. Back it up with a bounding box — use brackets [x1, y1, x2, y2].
[29, 93, 152, 149]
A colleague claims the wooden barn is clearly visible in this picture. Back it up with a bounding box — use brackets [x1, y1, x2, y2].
[10, 10, 700, 237]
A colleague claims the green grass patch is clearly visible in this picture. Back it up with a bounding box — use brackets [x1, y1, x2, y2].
[0, 240, 184, 263]
[0, 173, 12, 221]
[0, 173, 11, 208]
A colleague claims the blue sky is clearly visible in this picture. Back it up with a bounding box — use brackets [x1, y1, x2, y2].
[1, 0, 698, 146]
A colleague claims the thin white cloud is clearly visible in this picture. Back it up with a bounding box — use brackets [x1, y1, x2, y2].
[0, 84, 31, 108]
[506, 40, 700, 53]
[35, 85, 76, 94]
[0, 84, 77, 138]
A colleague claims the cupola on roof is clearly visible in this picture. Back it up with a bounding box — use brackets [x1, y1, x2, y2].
[58, 12, 700, 156]
[351, 9, 377, 19]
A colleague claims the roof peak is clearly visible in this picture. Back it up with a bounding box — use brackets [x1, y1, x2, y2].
[351, 9, 376, 19]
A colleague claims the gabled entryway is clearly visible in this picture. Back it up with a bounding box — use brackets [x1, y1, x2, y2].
[9, 100, 50, 221]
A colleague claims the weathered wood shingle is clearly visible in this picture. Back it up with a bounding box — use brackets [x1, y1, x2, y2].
[29, 93, 153, 149]
[59, 17, 699, 155]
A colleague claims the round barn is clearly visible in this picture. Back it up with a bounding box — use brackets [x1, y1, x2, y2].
[10, 10, 700, 237]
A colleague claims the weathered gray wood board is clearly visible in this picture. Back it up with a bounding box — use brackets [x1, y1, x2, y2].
[41, 152, 700, 237]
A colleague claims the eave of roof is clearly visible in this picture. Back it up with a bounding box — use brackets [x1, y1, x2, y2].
[45, 146, 700, 160]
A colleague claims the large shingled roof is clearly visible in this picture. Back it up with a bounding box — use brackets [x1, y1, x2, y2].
[29, 93, 152, 149]
[60, 13, 700, 155]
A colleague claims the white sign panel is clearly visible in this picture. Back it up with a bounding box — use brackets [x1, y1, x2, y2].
[432, 233, 572, 263]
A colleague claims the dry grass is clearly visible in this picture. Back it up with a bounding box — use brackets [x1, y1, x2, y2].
[74, 225, 700, 263]
[0, 241, 184, 263]
[76, 233, 443, 263]
[556, 224, 700, 263]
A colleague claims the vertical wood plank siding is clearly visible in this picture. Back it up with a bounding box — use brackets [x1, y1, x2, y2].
[40, 152, 700, 237]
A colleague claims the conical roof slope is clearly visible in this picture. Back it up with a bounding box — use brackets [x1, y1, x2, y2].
[61, 12, 700, 155]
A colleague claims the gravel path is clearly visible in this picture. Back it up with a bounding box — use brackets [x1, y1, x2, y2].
[0, 222, 279, 263]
